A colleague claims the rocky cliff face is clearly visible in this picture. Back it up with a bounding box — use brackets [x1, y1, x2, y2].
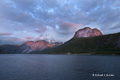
[74, 27, 103, 38]
[17, 40, 54, 53]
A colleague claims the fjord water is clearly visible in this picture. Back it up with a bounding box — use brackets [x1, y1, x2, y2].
[0, 54, 120, 80]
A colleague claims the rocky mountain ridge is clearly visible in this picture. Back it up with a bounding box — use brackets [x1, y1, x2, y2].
[74, 27, 103, 38]
[16, 40, 54, 53]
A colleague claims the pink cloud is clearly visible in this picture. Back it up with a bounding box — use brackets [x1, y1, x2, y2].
[25, 37, 34, 39]
[20, 36, 35, 41]
[0, 33, 12, 36]
[42, 27, 47, 31]
[35, 27, 47, 33]
[60, 22, 83, 29]
[35, 30, 41, 33]
[9, 37, 21, 42]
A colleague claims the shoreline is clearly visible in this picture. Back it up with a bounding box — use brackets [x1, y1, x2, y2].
[0, 53, 119, 56]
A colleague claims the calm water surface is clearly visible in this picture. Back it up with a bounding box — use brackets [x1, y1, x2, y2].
[0, 54, 120, 80]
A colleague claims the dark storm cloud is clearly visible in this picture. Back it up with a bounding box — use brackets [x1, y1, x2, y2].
[0, 0, 120, 45]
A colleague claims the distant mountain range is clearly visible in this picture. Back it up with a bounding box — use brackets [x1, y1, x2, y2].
[0, 40, 62, 54]
[0, 27, 120, 54]
[0, 45, 19, 53]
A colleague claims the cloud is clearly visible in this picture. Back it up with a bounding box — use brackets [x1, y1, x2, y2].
[35, 27, 47, 33]
[55, 22, 83, 36]
[60, 22, 83, 30]
[0, 37, 23, 45]
[0, 33, 12, 36]
[35, 30, 41, 33]
[24, 37, 34, 40]
[0, 0, 120, 45]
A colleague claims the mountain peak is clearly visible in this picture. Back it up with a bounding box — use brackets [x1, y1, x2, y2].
[18, 40, 54, 53]
[82, 27, 91, 30]
[74, 27, 103, 38]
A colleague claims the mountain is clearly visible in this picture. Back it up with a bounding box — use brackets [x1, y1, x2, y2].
[16, 40, 54, 53]
[74, 27, 103, 38]
[50, 29, 120, 55]
[0, 27, 120, 54]
[52, 42, 63, 47]
[0, 45, 19, 54]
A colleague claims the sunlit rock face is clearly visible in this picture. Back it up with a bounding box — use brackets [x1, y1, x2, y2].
[17, 40, 54, 53]
[74, 27, 103, 38]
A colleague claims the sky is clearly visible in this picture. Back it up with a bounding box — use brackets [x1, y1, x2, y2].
[0, 0, 120, 45]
